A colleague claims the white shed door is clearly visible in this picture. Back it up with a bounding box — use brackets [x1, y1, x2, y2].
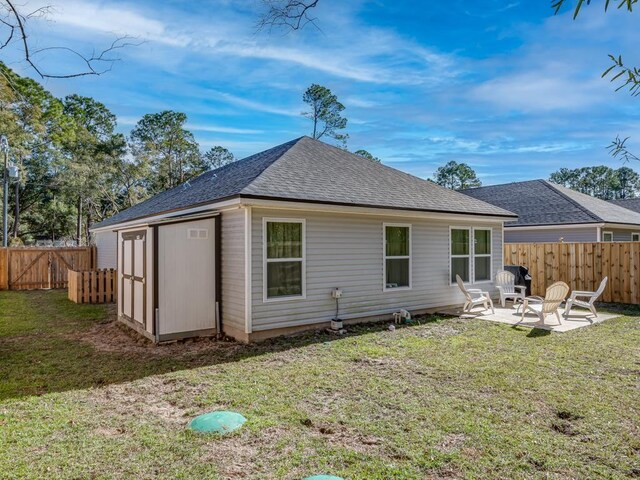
[158, 218, 216, 335]
[120, 230, 147, 328]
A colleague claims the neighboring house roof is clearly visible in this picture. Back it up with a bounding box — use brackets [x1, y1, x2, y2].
[609, 198, 640, 214]
[460, 179, 640, 227]
[93, 136, 516, 229]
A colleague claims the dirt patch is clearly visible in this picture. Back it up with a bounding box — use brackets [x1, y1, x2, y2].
[70, 320, 242, 358]
[88, 376, 201, 427]
[437, 433, 467, 453]
[552, 421, 578, 436]
[199, 426, 291, 479]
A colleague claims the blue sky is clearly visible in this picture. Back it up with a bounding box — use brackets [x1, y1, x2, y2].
[6, 0, 640, 184]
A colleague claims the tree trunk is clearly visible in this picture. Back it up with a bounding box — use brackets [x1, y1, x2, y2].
[85, 210, 92, 246]
[76, 196, 82, 246]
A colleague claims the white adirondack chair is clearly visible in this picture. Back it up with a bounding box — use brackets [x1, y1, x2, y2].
[495, 270, 527, 307]
[563, 277, 608, 319]
[456, 275, 495, 314]
[519, 281, 569, 325]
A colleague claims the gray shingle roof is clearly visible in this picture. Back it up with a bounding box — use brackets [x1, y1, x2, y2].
[609, 198, 640, 214]
[94, 136, 515, 229]
[460, 179, 640, 227]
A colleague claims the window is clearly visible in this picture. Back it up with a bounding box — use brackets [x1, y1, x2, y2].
[632, 233, 640, 242]
[264, 219, 305, 300]
[474, 228, 492, 282]
[450, 227, 493, 284]
[384, 224, 411, 290]
[602, 231, 613, 242]
[451, 228, 470, 283]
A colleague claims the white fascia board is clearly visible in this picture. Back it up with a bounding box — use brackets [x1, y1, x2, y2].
[602, 222, 640, 230]
[90, 198, 242, 233]
[240, 198, 513, 224]
[505, 223, 604, 231]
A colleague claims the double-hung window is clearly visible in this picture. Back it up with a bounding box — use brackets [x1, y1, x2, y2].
[450, 227, 493, 284]
[384, 224, 411, 290]
[450, 228, 470, 283]
[264, 219, 305, 300]
[602, 231, 613, 242]
[473, 228, 492, 282]
[633, 233, 640, 242]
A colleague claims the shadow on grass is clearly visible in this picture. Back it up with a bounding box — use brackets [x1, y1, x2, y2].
[525, 328, 552, 338]
[0, 291, 450, 401]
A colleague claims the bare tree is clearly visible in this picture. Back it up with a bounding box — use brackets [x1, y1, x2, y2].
[0, 0, 135, 79]
[257, 0, 321, 31]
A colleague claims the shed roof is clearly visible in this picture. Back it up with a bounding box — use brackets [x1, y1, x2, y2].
[460, 179, 640, 227]
[94, 136, 515, 229]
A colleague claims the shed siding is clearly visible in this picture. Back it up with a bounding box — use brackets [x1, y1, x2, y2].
[221, 208, 246, 331]
[157, 218, 216, 335]
[250, 208, 503, 331]
[504, 227, 597, 243]
[95, 231, 117, 269]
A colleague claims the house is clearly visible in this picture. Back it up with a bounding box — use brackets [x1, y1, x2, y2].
[90, 137, 516, 342]
[461, 179, 640, 243]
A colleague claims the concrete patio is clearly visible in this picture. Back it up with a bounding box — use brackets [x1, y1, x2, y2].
[440, 303, 619, 332]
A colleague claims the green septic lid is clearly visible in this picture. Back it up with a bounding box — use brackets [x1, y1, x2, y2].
[189, 411, 246, 434]
[303, 476, 344, 480]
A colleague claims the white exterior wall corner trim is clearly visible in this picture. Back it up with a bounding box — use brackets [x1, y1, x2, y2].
[262, 217, 307, 303]
[244, 206, 253, 334]
[382, 222, 412, 292]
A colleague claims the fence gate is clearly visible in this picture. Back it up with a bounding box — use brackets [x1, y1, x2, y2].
[0, 247, 95, 290]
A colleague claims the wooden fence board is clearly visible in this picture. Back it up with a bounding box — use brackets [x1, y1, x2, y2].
[505, 242, 640, 305]
[0, 247, 95, 290]
[67, 268, 117, 304]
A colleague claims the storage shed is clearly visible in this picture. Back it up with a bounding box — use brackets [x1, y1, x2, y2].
[114, 213, 219, 341]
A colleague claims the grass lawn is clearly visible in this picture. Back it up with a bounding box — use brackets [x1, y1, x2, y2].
[0, 291, 639, 479]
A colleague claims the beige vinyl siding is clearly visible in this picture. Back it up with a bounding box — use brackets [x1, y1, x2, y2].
[221, 208, 246, 331]
[157, 218, 216, 335]
[504, 227, 598, 243]
[94, 231, 117, 269]
[250, 208, 503, 331]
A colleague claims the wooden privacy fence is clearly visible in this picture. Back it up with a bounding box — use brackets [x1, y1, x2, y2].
[68, 269, 117, 304]
[504, 242, 640, 304]
[0, 247, 95, 290]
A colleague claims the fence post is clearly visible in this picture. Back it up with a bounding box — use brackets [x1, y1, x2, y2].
[0, 248, 7, 290]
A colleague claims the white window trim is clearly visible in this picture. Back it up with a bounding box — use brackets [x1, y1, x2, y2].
[383, 222, 412, 292]
[449, 226, 493, 285]
[632, 232, 640, 242]
[602, 231, 614, 242]
[450, 226, 471, 285]
[262, 217, 306, 303]
[473, 227, 493, 284]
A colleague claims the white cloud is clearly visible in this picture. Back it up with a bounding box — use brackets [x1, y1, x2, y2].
[32, 0, 191, 47]
[204, 90, 301, 117]
[470, 71, 607, 112]
[26, 0, 460, 86]
[186, 124, 264, 135]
